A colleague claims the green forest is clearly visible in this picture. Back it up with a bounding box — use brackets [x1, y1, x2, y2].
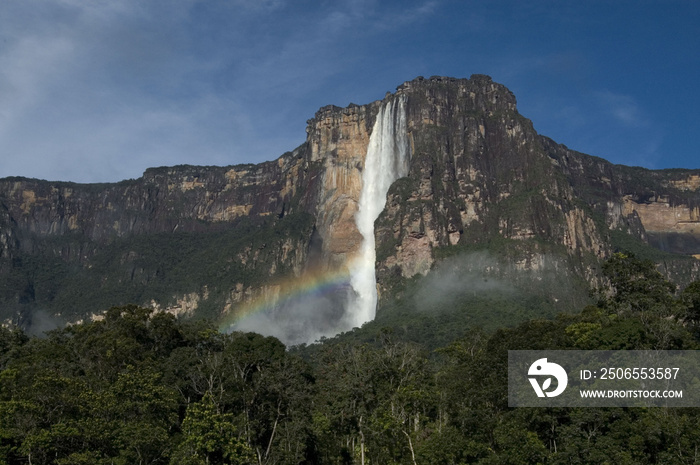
[2, 253, 700, 465]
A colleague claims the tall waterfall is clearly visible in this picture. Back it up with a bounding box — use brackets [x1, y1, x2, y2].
[347, 96, 409, 327]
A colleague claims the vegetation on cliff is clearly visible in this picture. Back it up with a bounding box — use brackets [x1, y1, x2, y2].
[1, 212, 315, 327]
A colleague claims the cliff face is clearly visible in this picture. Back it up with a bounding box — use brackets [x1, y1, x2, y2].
[377, 76, 606, 279]
[304, 103, 378, 269]
[0, 152, 322, 326]
[1, 152, 319, 238]
[1, 75, 699, 338]
[371, 77, 700, 306]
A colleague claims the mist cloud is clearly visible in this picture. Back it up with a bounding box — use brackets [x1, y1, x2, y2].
[18, 308, 66, 337]
[232, 285, 354, 346]
[414, 251, 515, 312]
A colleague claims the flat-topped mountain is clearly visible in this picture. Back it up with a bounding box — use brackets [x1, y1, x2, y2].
[2, 75, 699, 343]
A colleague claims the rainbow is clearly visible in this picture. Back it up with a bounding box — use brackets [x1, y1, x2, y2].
[218, 266, 353, 332]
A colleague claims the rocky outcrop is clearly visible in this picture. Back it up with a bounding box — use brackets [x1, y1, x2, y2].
[623, 195, 700, 257]
[304, 103, 379, 269]
[374, 76, 613, 288]
[622, 195, 699, 233]
[0, 152, 312, 248]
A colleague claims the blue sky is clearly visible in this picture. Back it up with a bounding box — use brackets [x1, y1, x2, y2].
[1, 0, 698, 183]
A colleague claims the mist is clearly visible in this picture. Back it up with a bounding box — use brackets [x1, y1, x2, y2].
[414, 251, 515, 312]
[17, 308, 66, 337]
[232, 284, 355, 346]
[412, 249, 580, 313]
[232, 249, 578, 345]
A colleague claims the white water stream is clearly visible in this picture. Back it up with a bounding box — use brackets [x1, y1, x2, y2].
[347, 96, 409, 327]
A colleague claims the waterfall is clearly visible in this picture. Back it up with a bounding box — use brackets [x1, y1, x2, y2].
[347, 95, 409, 327]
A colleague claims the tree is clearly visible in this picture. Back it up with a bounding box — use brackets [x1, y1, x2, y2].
[220, 332, 315, 465]
[170, 394, 253, 465]
[600, 252, 677, 317]
[680, 280, 700, 338]
[593, 253, 693, 349]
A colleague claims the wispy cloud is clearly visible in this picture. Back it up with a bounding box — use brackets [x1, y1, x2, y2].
[1, 0, 692, 181]
[0, 0, 201, 180]
[0, 0, 443, 182]
[374, 0, 439, 30]
[594, 90, 650, 128]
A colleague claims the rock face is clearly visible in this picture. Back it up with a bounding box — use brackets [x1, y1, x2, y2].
[304, 103, 378, 269]
[374, 76, 700, 300]
[1, 75, 699, 340]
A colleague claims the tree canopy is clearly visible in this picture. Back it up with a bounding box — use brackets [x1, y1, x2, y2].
[1, 255, 700, 464]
